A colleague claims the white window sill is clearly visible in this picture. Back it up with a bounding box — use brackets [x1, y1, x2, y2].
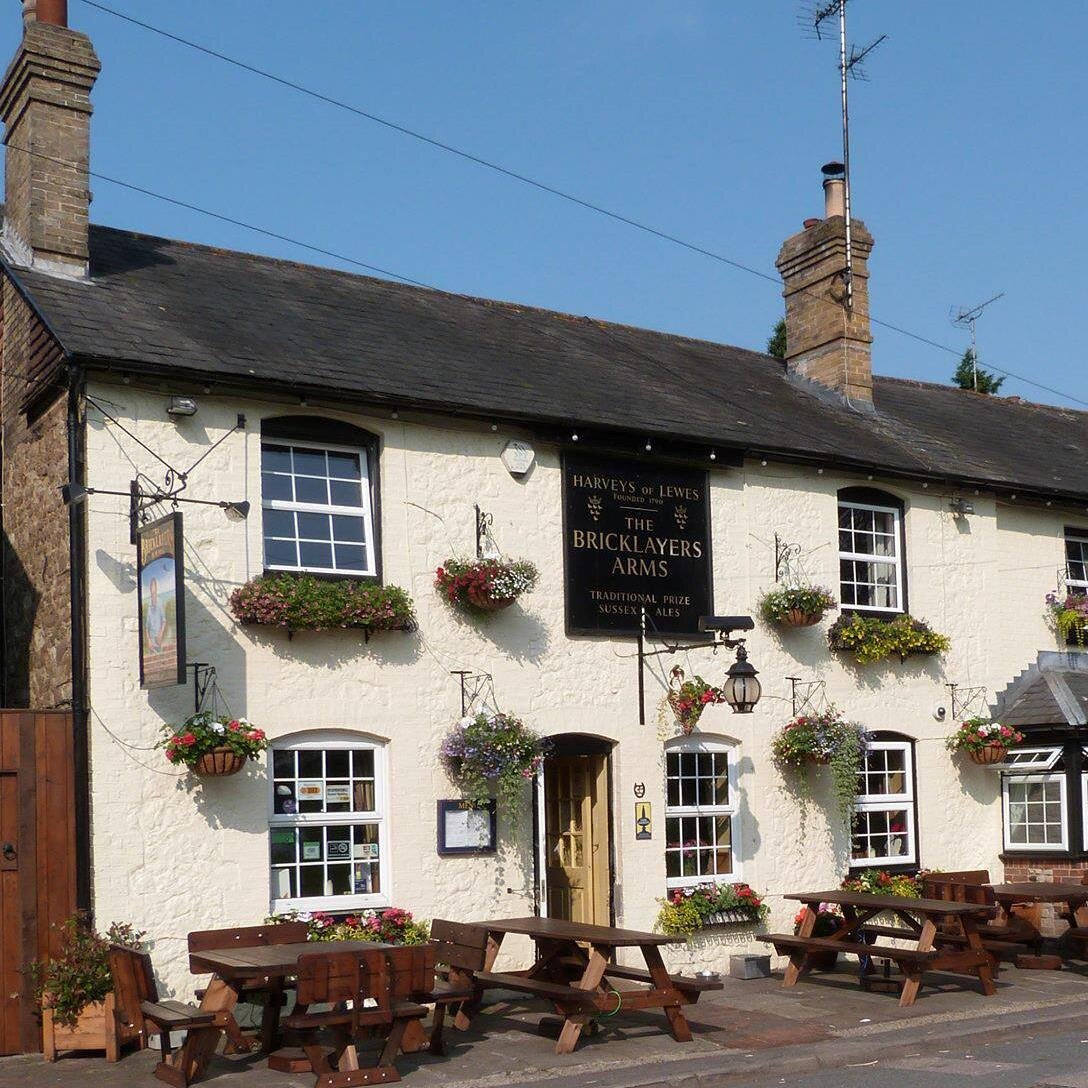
[272, 894, 391, 915]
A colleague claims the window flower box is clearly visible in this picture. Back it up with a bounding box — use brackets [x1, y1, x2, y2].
[828, 613, 949, 664]
[228, 574, 415, 638]
[655, 883, 769, 939]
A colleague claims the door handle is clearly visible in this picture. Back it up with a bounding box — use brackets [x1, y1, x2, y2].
[2, 843, 15, 861]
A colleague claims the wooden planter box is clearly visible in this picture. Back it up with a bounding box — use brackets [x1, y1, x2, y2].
[43, 995, 115, 1061]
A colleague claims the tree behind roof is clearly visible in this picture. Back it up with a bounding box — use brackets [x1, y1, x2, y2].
[767, 318, 787, 360]
[952, 348, 1005, 394]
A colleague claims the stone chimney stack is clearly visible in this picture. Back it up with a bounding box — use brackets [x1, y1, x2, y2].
[0, 0, 100, 278]
[775, 163, 874, 408]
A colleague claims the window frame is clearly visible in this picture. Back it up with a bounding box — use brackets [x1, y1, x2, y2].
[998, 747, 1063, 772]
[850, 738, 917, 869]
[663, 736, 741, 890]
[268, 731, 391, 914]
[837, 496, 905, 615]
[1002, 772, 1069, 853]
[1066, 527, 1088, 594]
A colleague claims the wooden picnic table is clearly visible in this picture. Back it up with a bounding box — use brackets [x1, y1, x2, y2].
[988, 882, 1088, 958]
[468, 917, 721, 1054]
[758, 890, 999, 1007]
[176, 939, 428, 1084]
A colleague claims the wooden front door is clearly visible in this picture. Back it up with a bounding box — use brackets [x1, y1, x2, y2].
[544, 754, 610, 924]
[0, 711, 77, 1054]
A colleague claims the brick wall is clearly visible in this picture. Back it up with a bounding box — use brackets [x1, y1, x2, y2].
[0, 274, 73, 708]
[1002, 858, 1088, 936]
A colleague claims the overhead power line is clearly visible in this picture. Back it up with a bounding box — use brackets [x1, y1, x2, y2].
[49, 1, 1088, 409]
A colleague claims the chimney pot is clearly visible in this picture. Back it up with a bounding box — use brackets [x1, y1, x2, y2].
[23, 0, 67, 27]
[823, 176, 845, 219]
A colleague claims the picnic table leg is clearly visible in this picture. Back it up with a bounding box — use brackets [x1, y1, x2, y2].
[899, 919, 936, 1007]
[554, 944, 610, 1055]
[960, 915, 997, 997]
[259, 980, 285, 1054]
[1072, 898, 1088, 928]
[641, 945, 692, 1044]
[783, 904, 818, 986]
[399, 1019, 429, 1053]
[455, 930, 504, 1031]
[160, 977, 238, 1086]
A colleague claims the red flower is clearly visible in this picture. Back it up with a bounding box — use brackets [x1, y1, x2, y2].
[180, 732, 197, 746]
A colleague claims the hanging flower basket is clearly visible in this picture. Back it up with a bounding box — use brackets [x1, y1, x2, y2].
[158, 712, 269, 775]
[945, 717, 1023, 765]
[759, 584, 837, 629]
[435, 557, 538, 616]
[665, 666, 725, 735]
[194, 747, 247, 776]
[968, 743, 1008, 766]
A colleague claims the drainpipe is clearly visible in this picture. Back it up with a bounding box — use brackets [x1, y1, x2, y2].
[66, 363, 90, 911]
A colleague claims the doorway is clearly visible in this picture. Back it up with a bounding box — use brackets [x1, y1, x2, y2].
[540, 736, 613, 925]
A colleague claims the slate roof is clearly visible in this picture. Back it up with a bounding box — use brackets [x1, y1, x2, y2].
[992, 651, 1088, 730]
[7, 221, 1088, 499]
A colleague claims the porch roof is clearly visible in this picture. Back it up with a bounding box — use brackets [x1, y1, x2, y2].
[992, 651, 1088, 731]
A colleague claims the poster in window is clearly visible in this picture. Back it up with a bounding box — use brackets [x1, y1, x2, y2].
[562, 452, 712, 636]
[137, 513, 186, 688]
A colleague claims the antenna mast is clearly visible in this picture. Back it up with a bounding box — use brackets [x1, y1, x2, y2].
[951, 292, 1005, 391]
[809, 1, 886, 310]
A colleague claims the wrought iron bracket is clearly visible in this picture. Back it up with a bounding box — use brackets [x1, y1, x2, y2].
[946, 683, 988, 721]
[475, 505, 495, 559]
[187, 662, 216, 715]
[774, 534, 802, 583]
[451, 670, 493, 717]
[786, 676, 826, 717]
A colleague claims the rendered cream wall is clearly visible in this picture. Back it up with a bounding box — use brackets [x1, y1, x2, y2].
[83, 380, 1072, 993]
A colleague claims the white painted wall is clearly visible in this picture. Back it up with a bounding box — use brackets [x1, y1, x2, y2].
[82, 379, 1073, 993]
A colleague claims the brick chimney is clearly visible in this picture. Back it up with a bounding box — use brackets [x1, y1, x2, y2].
[775, 164, 874, 408]
[0, 0, 99, 278]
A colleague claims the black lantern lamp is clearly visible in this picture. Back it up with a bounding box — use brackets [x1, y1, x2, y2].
[723, 644, 761, 714]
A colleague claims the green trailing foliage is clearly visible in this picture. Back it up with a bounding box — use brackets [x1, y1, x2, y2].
[228, 573, 415, 634]
[30, 914, 146, 1028]
[828, 612, 950, 664]
[655, 883, 769, 939]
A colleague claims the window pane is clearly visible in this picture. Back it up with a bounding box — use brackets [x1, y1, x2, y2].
[354, 750, 375, 778]
[262, 445, 292, 473]
[262, 472, 293, 502]
[299, 542, 333, 569]
[264, 509, 295, 538]
[334, 544, 368, 571]
[666, 777, 680, 807]
[353, 780, 376, 811]
[299, 751, 322, 778]
[293, 448, 327, 476]
[326, 751, 349, 777]
[299, 866, 324, 897]
[295, 476, 329, 505]
[265, 538, 298, 567]
[327, 451, 362, 480]
[297, 512, 332, 540]
[332, 516, 365, 543]
[273, 750, 295, 778]
[330, 480, 363, 507]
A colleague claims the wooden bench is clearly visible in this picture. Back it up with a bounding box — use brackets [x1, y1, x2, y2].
[108, 945, 223, 1087]
[276, 947, 428, 1088]
[602, 963, 724, 999]
[759, 933, 939, 969]
[422, 919, 489, 1053]
[474, 970, 601, 1006]
[922, 874, 1030, 945]
[859, 923, 1023, 961]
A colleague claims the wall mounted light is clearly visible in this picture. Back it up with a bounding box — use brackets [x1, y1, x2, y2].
[949, 497, 975, 518]
[722, 645, 761, 714]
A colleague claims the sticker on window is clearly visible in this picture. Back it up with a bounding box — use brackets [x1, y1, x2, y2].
[327, 840, 351, 860]
[297, 781, 325, 802]
[326, 783, 352, 805]
[302, 841, 322, 861]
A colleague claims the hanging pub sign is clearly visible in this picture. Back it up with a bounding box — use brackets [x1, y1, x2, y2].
[563, 451, 712, 636]
[136, 512, 186, 689]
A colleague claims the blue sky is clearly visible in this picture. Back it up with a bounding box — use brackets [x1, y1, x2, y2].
[4, 1, 1084, 407]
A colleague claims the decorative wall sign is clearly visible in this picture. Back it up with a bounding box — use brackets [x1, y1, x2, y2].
[635, 802, 652, 840]
[137, 512, 186, 689]
[437, 799, 498, 856]
[562, 452, 712, 635]
[633, 782, 646, 798]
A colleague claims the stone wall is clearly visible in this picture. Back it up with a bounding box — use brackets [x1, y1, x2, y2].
[0, 276, 72, 708]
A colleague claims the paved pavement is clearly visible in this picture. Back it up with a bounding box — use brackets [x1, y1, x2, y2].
[3, 961, 1088, 1087]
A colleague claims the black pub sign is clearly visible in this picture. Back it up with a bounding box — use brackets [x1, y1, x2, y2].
[563, 451, 712, 636]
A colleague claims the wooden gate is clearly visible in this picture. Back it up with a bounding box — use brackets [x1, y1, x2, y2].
[0, 711, 76, 1054]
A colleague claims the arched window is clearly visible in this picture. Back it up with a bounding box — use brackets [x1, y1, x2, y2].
[850, 732, 917, 868]
[838, 487, 906, 614]
[269, 730, 389, 912]
[664, 736, 740, 888]
[260, 416, 381, 579]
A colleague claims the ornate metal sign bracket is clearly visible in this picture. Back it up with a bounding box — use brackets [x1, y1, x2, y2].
[946, 683, 988, 721]
[475, 505, 495, 559]
[451, 670, 494, 717]
[786, 676, 826, 717]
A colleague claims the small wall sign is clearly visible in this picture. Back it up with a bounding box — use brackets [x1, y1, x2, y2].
[501, 439, 536, 477]
[633, 782, 646, 798]
[437, 799, 498, 856]
[297, 780, 325, 802]
[635, 802, 652, 840]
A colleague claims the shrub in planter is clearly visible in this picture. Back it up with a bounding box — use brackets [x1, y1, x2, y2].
[655, 883, 769, 939]
[435, 557, 538, 614]
[771, 709, 866, 827]
[759, 584, 837, 628]
[664, 665, 724, 735]
[828, 612, 950, 664]
[229, 574, 415, 635]
[1046, 590, 1088, 646]
[159, 711, 268, 775]
[440, 711, 546, 819]
[267, 908, 429, 945]
[841, 869, 923, 898]
[946, 717, 1024, 765]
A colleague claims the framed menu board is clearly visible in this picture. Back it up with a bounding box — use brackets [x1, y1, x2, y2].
[437, 799, 497, 856]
